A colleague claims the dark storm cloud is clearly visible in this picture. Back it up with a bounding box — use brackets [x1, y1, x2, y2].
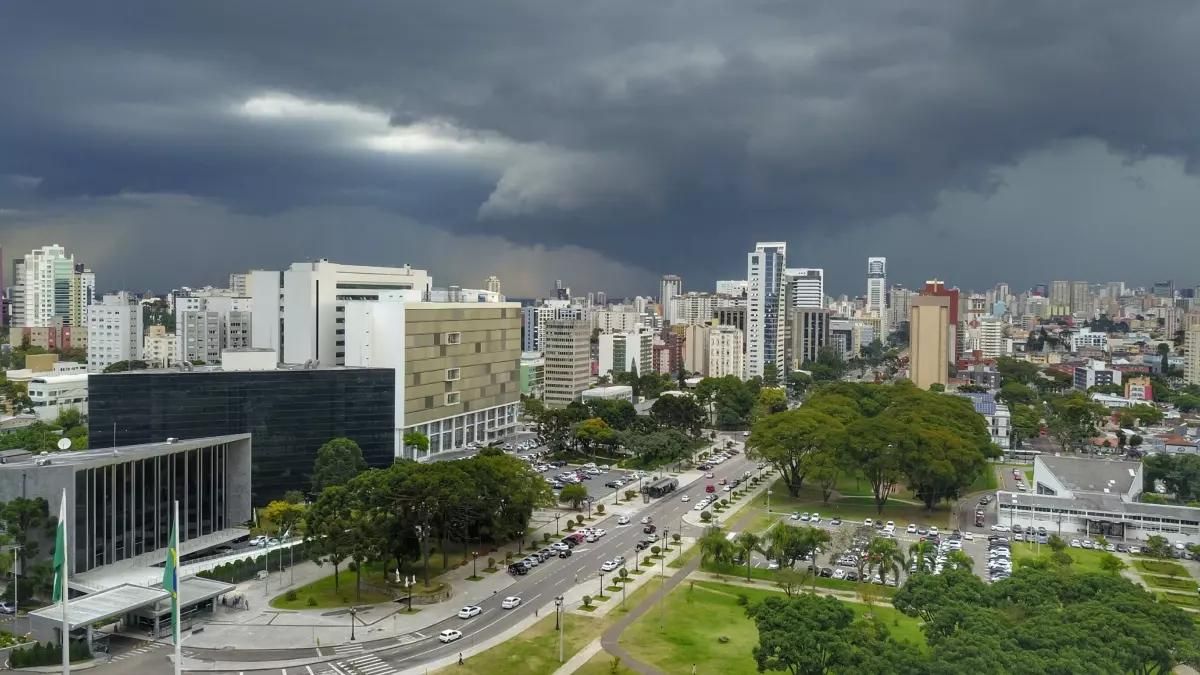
[2, 1, 1200, 292]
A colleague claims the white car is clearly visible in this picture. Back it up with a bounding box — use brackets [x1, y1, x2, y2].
[928, 526, 939, 536]
[906, 524, 917, 534]
[593, 528, 607, 538]
[963, 532, 974, 541]
[501, 596, 522, 610]
[864, 518, 874, 527]
[600, 560, 619, 572]
[810, 514, 821, 524]
[457, 605, 482, 619]
[439, 629, 463, 643]
[694, 502, 705, 511]
[586, 533, 598, 543]
[617, 515, 630, 525]
[681, 495, 690, 502]
[249, 535, 268, 546]
[641, 516, 652, 524]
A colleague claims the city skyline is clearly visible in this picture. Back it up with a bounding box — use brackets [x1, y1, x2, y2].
[4, 4, 1200, 296]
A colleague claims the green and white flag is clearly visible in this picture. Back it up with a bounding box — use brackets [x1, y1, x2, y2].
[52, 493, 67, 602]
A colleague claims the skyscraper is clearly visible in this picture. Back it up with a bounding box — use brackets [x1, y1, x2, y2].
[1070, 281, 1091, 318]
[784, 268, 824, 310]
[866, 257, 888, 337]
[13, 245, 88, 328]
[746, 242, 786, 378]
[87, 292, 144, 373]
[485, 275, 501, 295]
[660, 274, 682, 324]
[909, 295, 951, 390]
[543, 319, 591, 408]
[1049, 280, 1071, 315]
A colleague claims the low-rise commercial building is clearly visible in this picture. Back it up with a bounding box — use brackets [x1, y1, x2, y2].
[520, 351, 545, 400]
[581, 385, 634, 403]
[27, 372, 88, 421]
[997, 455, 1200, 544]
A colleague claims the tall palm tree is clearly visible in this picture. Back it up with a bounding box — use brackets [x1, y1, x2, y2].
[866, 538, 904, 586]
[946, 550, 973, 572]
[765, 524, 798, 568]
[700, 529, 735, 568]
[907, 540, 935, 575]
[735, 531, 762, 582]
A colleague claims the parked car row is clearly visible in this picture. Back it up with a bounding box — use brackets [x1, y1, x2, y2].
[507, 531, 597, 575]
[988, 535, 1012, 583]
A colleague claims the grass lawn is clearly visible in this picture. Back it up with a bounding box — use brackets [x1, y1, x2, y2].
[574, 650, 638, 675]
[1143, 574, 1199, 592]
[967, 466, 999, 493]
[444, 576, 666, 675]
[756, 479, 951, 529]
[1159, 591, 1200, 609]
[620, 580, 924, 674]
[1010, 542, 1109, 573]
[1134, 560, 1190, 577]
[269, 568, 395, 609]
[668, 540, 701, 569]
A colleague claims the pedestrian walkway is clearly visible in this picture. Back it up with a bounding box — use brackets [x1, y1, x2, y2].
[553, 637, 603, 675]
[111, 641, 166, 662]
[337, 652, 398, 675]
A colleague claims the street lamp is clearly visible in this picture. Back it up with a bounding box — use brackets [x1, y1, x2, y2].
[766, 489, 773, 514]
[404, 575, 416, 613]
[518, 530, 525, 553]
[349, 606, 358, 641]
[599, 572, 605, 598]
[555, 595, 565, 662]
[554, 513, 562, 534]
[661, 528, 670, 577]
[472, 551, 479, 578]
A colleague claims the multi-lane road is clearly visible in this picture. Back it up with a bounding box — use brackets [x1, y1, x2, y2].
[183, 434, 759, 675]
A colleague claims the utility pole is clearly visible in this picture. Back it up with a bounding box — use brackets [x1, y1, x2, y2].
[555, 596, 564, 663]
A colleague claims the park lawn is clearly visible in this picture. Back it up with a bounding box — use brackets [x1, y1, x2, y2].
[1143, 574, 1199, 592]
[1134, 559, 1189, 577]
[756, 479, 951, 529]
[446, 576, 666, 675]
[269, 567, 395, 609]
[574, 650, 638, 675]
[668, 540, 702, 569]
[967, 466, 999, 493]
[1010, 542, 1109, 573]
[621, 580, 924, 674]
[1159, 591, 1200, 609]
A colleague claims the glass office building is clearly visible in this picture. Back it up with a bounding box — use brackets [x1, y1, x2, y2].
[88, 367, 395, 503]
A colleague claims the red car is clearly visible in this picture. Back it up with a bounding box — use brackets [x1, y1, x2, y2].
[705, 484, 716, 493]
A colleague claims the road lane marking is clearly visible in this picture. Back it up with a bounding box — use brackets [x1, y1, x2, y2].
[306, 667, 315, 675]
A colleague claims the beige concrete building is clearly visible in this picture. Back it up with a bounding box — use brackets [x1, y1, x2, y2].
[909, 295, 951, 390]
[788, 308, 831, 370]
[344, 297, 522, 458]
[683, 323, 711, 376]
[1185, 327, 1200, 387]
[143, 325, 177, 368]
[543, 319, 592, 408]
[708, 325, 744, 379]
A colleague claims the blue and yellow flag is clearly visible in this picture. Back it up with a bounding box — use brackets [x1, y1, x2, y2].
[162, 514, 179, 643]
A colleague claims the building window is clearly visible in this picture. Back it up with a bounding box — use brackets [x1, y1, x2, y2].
[445, 332, 462, 345]
[445, 392, 461, 406]
[445, 368, 460, 381]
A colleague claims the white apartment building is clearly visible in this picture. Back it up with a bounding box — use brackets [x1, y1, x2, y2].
[247, 260, 433, 366]
[342, 295, 522, 458]
[523, 301, 588, 352]
[746, 242, 787, 378]
[485, 275, 502, 295]
[598, 329, 652, 377]
[978, 317, 1005, 359]
[866, 256, 888, 337]
[674, 292, 718, 325]
[1071, 327, 1109, 353]
[12, 245, 89, 327]
[593, 310, 643, 333]
[86, 292, 143, 373]
[174, 289, 253, 364]
[715, 280, 748, 296]
[27, 373, 88, 421]
[543, 319, 592, 408]
[709, 325, 745, 379]
[784, 268, 824, 310]
[889, 287, 914, 330]
[660, 275, 682, 324]
[684, 323, 711, 376]
[143, 325, 177, 368]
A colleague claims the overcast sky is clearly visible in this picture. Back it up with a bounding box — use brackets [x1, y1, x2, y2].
[2, 2, 1199, 298]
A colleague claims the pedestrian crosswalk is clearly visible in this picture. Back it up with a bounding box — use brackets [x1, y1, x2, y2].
[333, 642, 364, 654]
[110, 641, 165, 661]
[336, 653, 396, 675]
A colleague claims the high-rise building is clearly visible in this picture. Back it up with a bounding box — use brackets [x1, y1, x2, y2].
[708, 325, 744, 379]
[595, 291, 607, 306]
[715, 280, 748, 297]
[343, 297, 521, 457]
[485, 275, 501, 295]
[674, 292, 718, 325]
[543, 319, 592, 408]
[683, 323, 711, 376]
[789, 308, 831, 369]
[784, 268, 824, 310]
[598, 329, 652, 377]
[229, 272, 249, 297]
[86, 292, 144, 373]
[660, 275, 683, 324]
[866, 257, 888, 337]
[14, 245, 88, 327]
[746, 242, 786, 378]
[522, 301, 587, 352]
[143, 324, 177, 368]
[921, 279, 960, 362]
[978, 317, 1005, 359]
[1185, 327, 1200, 387]
[1070, 281, 1091, 318]
[174, 289, 254, 364]
[889, 286, 914, 332]
[554, 279, 571, 301]
[1049, 280, 1071, 316]
[248, 260, 433, 365]
[909, 295, 951, 390]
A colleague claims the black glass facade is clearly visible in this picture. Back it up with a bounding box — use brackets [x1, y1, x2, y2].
[73, 442, 234, 574]
[89, 368, 396, 503]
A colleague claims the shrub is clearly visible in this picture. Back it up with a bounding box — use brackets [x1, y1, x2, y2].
[487, 556, 496, 569]
[736, 593, 749, 606]
[582, 595, 593, 608]
[596, 504, 605, 515]
[651, 546, 661, 556]
[644, 556, 653, 565]
[307, 596, 317, 607]
[543, 532, 551, 543]
[285, 589, 298, 602]
[700, 511, 712, 522]
[673, 533, 681, 543]
[624, 490, 636, 501]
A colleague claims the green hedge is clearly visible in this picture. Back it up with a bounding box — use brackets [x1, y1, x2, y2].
[9, 640, 90, 667]
[198, 541, 317, 584]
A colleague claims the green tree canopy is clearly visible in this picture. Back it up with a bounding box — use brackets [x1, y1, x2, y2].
[311, 437, 369, 494]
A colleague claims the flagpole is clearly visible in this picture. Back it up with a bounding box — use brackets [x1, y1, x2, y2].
[59, 488, 69, 675]
[173, 500, 182, 675]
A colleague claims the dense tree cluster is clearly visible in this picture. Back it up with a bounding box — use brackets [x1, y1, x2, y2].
[523, 394, 705, 466]
[694, 375, 761, 429]
[746, 382, 998, 510]
[1144, 453, 1200, 504]
[304, 447, 552, 596]
[891, 566, 1199, 674]
[0, 409, 88, 452]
